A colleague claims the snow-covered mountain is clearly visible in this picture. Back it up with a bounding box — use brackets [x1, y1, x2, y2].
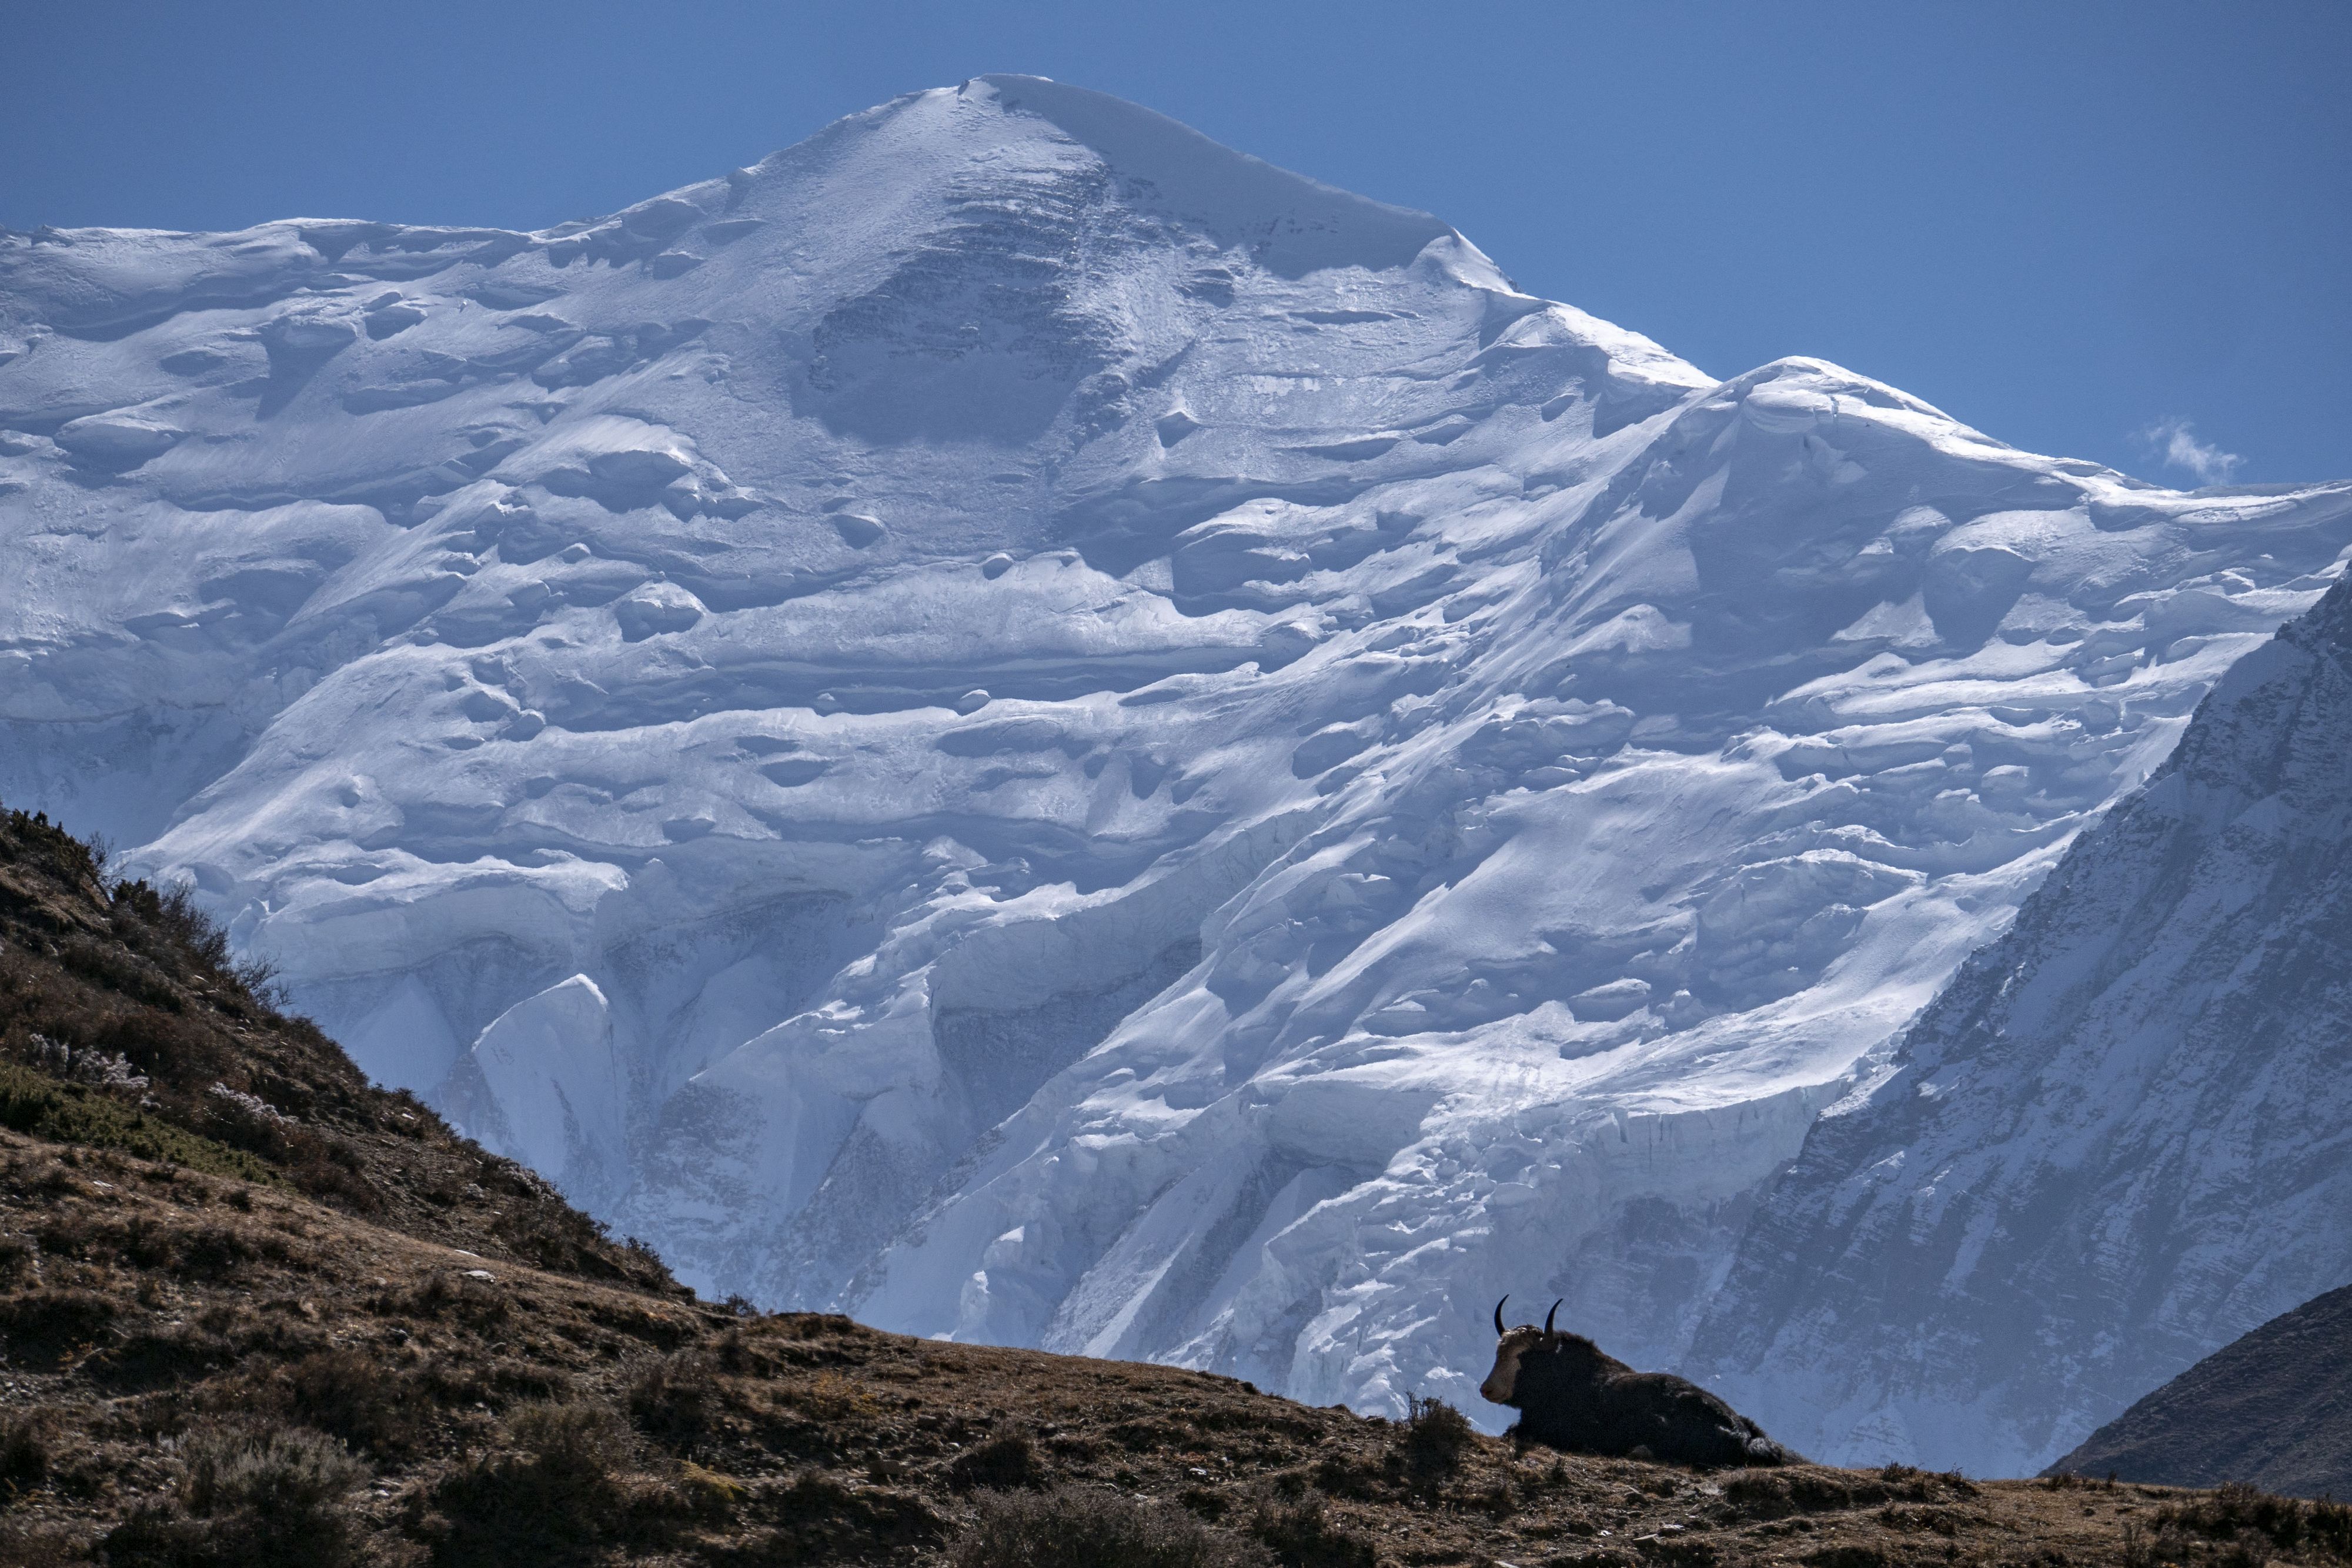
[4, 77, 2349, 1434]
[1687, 574, 2352, 1476]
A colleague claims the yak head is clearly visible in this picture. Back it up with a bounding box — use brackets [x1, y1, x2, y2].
[1480, 1295, 1561, 1406]
[1479, 1296, 1613, 1407]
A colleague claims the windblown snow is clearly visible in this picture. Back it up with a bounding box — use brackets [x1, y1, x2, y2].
[4, 76, 2348, 1456]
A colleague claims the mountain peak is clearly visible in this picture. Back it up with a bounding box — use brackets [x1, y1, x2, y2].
[951, 75, 1456, 277]
[711, 75, 1462, 285]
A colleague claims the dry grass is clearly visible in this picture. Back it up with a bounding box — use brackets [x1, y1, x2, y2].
[953, 1485, 1274, 1568]
[0, 805, 673, 1295]
[4, 1111, 2347, 1568]
[1, 803, 2343, 1565]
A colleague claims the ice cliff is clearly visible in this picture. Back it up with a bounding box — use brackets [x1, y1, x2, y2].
[3, 76, 2348, 1447]
[1688, 574, 2352, 1475]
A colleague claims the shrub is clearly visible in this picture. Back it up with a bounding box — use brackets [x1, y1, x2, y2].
[424, 1399, 644, 1567]
[677, 1459, 746, 1520]
[1244, 1493, 1378, 1568]
[0, 1412, 46, 1492]
[101, 1425, 370, 1568]
[387, 1270, 510, 1329]
[278, 1130, 383, 1215]
[31, 1211, 99, 1259]
[0, 1062, 275, 1184]
[0, 1287, 116, 1367]
[1799, 1547, 1894, 1568]
[1396, 1394, 1473, 1482]
[508, 1399, 636, 1495]
[89, 1323, 241, 1392]
[2156, 1480, 2352, 1559]
[495, 1197, 628, 1279]
[179, 1223, 268, 1281]
[952, 1486, 1275, 1568]
[1307, 1452, 1373, 1500]
[947, 1427, 1044, 1492]
[279, 1346, 423, 1457]
[707, 1325, 763, 1373]
[145, 881, 233, 974]
[791, 1370, 880, 1422]
[627, 1348, 719, 1449]
[710, 1472, 942, 1563]
[1726, 1469, 1866, 1519]
[179, 1426, 362, 1518]
[2316, 1498, 2352, 1557]
[0, 1520, 86, 1566]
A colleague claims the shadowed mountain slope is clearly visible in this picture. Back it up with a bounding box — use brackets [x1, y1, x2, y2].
[2050, 1280, 2352, 1499]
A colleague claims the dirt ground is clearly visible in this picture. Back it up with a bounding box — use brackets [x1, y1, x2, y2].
[3, 1126, 2345, 1566]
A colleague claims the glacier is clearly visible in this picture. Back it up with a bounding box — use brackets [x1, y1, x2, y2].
[1688, 574, 2352, 1476]
[4, 76, 2349, 1448]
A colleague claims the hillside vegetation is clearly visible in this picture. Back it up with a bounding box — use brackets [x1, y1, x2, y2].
[0, 803, 2342, 1567]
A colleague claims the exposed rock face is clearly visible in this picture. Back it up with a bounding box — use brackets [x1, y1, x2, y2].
[1690, 578, 2352, 1475]
[2049, 1279, 2352, 1498]
[5, 76, 2351, 1433]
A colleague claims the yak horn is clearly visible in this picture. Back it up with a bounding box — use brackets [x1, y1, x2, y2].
[1544, 1299, 1562, 1336]
[1494, 1296, 1509, 1336]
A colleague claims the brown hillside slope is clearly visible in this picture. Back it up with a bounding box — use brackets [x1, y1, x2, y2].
[2049, 1281, 2352, 1499]
[0, 803, 684, 1289]
[2, 803, 2347, 1566]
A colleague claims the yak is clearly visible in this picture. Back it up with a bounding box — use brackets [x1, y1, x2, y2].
[1479, 1297, 1794, 1468]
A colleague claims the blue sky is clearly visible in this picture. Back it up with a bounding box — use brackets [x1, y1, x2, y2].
[6, 1, 2346, 487]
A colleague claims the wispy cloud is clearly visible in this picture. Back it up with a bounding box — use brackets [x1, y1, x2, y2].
[2139, 416, 2244, 486]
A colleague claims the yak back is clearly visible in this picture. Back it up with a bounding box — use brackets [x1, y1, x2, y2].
[1511, 1339, 1790, 1468]
[1518, 1330, 1635, 1389]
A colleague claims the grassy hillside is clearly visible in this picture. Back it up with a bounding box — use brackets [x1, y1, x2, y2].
[1, 803, 2344, 1566]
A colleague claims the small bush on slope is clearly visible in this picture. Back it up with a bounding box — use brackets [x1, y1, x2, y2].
[952, 1486, 1273, 1568]
[1237, 1493, 1376, 1568]
[272, 1346, 429, 1459]
[1395, 1393, 1473, 1483]
[2153, 1482, 2352, 1560]
[946, 1427, 1044, 1492]
[101, 1425, 370, 1568]
[420, 1399, 679, 1568]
